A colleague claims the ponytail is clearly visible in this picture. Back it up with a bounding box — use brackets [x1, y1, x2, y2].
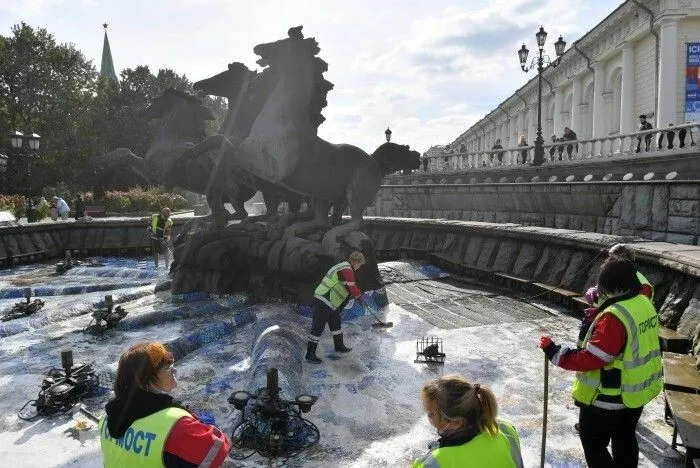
[421, 375, 500, 436]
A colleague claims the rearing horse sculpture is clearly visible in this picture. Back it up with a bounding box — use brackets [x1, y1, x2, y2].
[167, 27, 421, 230]
[92, 89, 212, 190]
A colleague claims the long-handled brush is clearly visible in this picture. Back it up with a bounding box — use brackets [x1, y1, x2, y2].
[365, 304, 393, 329]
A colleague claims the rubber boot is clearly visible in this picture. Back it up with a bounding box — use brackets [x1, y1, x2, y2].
[333, 333, 352, 353]
[305, 341, 322, 363]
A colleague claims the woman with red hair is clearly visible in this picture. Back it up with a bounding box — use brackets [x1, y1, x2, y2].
[99, 342, 231, 467]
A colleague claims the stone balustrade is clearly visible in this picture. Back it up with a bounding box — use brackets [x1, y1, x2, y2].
[422, 122, 700, 171]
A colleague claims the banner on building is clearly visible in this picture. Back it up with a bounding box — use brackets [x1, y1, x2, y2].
[686, 42, 700, 122]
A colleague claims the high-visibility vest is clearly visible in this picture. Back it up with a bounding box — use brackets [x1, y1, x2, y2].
[571, 294, 662, 409]
[150, 214, 173, 239]
[412, 420, 523, 468]
[99, 407, 190, 468]
[637, 271, 654, 299]
[314, 262, 352, 310]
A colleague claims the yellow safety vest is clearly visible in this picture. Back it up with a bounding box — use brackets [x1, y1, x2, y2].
[413, 421, 523, 468]
[99, 407, 190, 468]
[150, 214, 173, 239]
[571, 294, 662, 409]
[637, 271, 654, 299]
[314, 261, 352, 310]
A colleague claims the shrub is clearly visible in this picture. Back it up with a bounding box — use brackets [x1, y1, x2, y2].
[102, 187, 192, 213]
[0, 194, 28, 218]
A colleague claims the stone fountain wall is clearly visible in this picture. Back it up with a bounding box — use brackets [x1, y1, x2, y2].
[367, 181, 700, 245]
[363, 217, 700, 358]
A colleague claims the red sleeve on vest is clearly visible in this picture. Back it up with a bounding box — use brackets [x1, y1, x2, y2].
[557, 314, 627, 371]
[339, 267, 362, 299]
[640, 284, 653, 299]
[164, 416, 231, 467]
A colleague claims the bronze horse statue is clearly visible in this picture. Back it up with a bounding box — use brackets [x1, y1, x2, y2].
[92, 89, 212, 190]
[167, 27, 420, 230]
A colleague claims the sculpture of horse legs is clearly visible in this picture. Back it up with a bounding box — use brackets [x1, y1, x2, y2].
[283, 198, 330, 239]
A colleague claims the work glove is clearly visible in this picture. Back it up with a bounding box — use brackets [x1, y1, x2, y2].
[584, 287, 599, 306]
[539, 335, 561, 362]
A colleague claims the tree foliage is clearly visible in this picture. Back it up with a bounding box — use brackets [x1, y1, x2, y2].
[0, 22, 228, 195]
[0, 22, 97, 193]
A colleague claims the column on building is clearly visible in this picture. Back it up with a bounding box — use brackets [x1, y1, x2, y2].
[571, 75, 582, 136]
[528, 105, 537, 141]
[657, 17, 679, 127]
[554, 88, 563, 137]
[620, 42, 635, 135]
[592, 61, 606, 138]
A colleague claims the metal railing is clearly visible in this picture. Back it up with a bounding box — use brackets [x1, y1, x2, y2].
[421, 122, 699, 171]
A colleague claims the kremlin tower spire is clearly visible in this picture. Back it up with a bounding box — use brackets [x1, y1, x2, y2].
[100, 23, 118, 83]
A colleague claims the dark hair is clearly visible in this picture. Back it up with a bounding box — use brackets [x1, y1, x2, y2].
[608, 243, 635, 262]
[114, 342, 174, 398]
[421, 374, 499, 436]
[639, 114, 646, 119]
[597, 259, 641, 297]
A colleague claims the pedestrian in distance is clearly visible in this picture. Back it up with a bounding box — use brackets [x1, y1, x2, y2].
[74, 194, 86, 220]
[563, 126, 578, 159]
[413, 374, 524, 468]
[540, 259, 662, 468]
[305, 251, 366, 364]
[99, 341, 231, 467]
[53, 196, 70, 221]
[635, 114, 653, 153]
[491, 139, 504, 166]
[149, 207, 173, 270]
[517, 135, 528, 165]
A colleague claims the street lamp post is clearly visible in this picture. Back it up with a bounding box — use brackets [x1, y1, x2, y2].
[518, 27, 566, 166]
[9, 130, 41, 197]
[0, 154, 7, 190]
[385, 127, 392, 142]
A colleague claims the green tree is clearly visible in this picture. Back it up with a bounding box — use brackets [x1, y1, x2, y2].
[0, 23, 228, 194]
[0, 22, 97, 193]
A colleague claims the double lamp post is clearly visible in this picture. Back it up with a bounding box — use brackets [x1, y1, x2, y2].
[5, 130, 41, 196]
[518, 27, 566, 166]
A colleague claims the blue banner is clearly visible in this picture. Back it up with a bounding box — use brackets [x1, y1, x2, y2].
[686, 42, 700, 122]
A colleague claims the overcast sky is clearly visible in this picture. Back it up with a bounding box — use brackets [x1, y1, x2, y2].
[1, 0, 622, 154]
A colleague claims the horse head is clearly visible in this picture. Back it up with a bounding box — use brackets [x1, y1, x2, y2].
[370, 142, 422, 176]
[252, 27, 319, 106]
[194, 62, 254, 101]
[143, 88, 214, 143]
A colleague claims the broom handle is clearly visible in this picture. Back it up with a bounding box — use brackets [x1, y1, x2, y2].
[540, 355, 549, 468]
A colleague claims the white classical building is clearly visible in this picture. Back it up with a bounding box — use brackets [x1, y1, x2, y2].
[424, 0, 700, 169]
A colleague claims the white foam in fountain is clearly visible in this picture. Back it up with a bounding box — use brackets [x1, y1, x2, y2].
[0, 261, 681, 467]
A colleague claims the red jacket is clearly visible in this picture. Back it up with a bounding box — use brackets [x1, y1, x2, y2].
[338, 265, 362, 300]
[164, 415, 231, 467]
[552, 313, 626, 371]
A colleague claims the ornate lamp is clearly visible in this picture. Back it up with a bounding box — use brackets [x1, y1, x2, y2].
[10, 131, 24, 149]
[25, 133, 41, 151]
[385, 127, 392, 142]
[554, 36, 567, 58]
[518, 44, 529, 69]
[536, 26, 547, 49]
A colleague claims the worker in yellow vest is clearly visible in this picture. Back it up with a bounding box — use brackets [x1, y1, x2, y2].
[306, 251, 366, 364]
[149, 208, 173, 270]
[99, 342, 230, 467]
[413, 374, 523, 468]
[579, 243, 654, 348]
[540, 259, 662, 467]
